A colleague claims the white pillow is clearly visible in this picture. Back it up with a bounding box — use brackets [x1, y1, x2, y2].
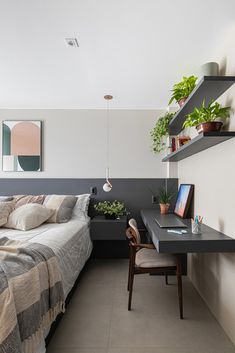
[0, 202, 14, 227]
[72, 194, 90, 221]
[0, 196, 13, 202]
[4, 203, 54, 231]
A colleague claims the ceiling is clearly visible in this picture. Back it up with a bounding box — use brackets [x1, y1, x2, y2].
[0, 0, 234, 109]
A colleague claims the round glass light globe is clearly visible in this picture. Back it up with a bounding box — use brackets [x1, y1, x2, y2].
[103, 182, 112, 192]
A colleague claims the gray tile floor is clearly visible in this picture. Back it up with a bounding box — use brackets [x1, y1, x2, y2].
[47, 259, 235, 353]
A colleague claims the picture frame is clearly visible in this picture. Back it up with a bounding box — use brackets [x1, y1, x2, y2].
[2, 120, 42, 172]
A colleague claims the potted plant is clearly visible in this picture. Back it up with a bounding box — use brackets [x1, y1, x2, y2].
[169, 75, 198, 107]
[94, 200, 126, 219]
[183, 100, 230, 133]
[150, 112, 175, 153]
[158, 188, 174, 214]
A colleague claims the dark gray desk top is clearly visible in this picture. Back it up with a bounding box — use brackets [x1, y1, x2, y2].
[141, 209, 235, 254]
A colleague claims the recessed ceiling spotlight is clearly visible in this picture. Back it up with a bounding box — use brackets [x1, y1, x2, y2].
[65, 38, 79, 47]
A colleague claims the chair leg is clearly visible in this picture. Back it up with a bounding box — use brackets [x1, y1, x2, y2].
[176, 255, 183, 319]
[127, 258, 131, 291]
[165, 274, 168, 285]
[128, 269, 135, 311]
[177, 272, 183, 319]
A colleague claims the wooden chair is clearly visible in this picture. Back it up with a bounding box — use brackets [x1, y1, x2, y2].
[126, 218, 183, 319]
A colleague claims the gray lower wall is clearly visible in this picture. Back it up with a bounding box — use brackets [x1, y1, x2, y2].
[0, 178, 178, 226]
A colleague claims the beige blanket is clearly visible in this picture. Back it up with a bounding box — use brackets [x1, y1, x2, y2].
[0, 237, 65, 353]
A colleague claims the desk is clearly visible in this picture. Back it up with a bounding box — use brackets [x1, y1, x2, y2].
[141, 209, 235, 254]
[141, 209, 235, 318]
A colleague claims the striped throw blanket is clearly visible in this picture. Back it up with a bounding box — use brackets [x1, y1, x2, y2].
[0, 237, 65, 353]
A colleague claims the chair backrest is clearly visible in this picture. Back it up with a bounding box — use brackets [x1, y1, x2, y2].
[126, 218, 141, 244]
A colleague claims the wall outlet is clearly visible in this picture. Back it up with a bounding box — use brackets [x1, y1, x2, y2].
[152, 195, 158, 204]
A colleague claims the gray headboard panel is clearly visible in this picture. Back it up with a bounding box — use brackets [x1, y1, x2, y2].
[0, 178, 178, 226]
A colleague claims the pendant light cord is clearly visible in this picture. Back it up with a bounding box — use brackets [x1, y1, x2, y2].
[104, 94, 113, 185]
[106, 98, 110, 180]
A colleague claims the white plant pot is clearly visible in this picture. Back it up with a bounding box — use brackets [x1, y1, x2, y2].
[198, 62, 219, 79]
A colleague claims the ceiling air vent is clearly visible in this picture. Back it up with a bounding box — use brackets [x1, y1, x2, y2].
[65, 38, 79, 47]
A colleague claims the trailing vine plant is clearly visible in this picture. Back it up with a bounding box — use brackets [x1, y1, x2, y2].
[150, 112, 174, 153]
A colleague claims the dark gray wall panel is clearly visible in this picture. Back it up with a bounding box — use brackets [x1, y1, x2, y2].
[0, 178, 178, 226]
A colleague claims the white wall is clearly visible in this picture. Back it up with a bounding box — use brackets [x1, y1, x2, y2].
[0, 109, 168, 178]
[178, 24, 235, 344]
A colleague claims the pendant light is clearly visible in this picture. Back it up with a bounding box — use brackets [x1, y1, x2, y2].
[103, 94, 113, 192]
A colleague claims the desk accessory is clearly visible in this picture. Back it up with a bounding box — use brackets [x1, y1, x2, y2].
[192, 215, 203, 234]
[167, 229, 188, 235]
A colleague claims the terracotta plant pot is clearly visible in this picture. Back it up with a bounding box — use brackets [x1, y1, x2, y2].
[178, 97, 188, 107]
[159, 203, 170, 215]
[196, 121, 223, 134]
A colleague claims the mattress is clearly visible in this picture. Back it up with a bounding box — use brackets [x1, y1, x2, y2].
[0, 217, 92, 353]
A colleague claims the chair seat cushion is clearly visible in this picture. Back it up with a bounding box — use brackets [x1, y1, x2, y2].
[136, 248, 176, 268]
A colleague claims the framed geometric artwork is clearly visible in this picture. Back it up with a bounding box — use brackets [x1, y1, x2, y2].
[2, 120, 42, 172]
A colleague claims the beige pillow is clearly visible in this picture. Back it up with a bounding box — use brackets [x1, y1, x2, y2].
[13, 195, 45, 209]
[4, 203, 54, 231]
[0, 202, 14, 227]
[43, 195, 77, 223]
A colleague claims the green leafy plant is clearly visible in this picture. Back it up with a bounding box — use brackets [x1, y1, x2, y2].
[158, 188, 174, 205]
[94, 200, 126, 218]
[169, 75, 197, 105]
[183, 100, 230, 128]
[150, 112, 174, 153]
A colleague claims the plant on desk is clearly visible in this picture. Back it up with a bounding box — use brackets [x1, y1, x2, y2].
[183, 100, 230, 133]
[158, 188, 174, 214]
[94, 200, 126, 219]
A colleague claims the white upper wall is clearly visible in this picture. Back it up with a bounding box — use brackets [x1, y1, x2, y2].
[0, 0, 235, 109]
[0, 109, 168, 178]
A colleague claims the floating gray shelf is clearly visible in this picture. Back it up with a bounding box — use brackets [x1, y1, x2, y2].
[162, 132, 235, 162]
[169, 76, 235, 135]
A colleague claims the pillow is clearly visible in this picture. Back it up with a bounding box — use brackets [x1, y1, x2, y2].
[72, 194, 90, 221]
[13, 195, 45, 209]
[0, 202, 14, 227]
[4, 203, 54, 231]
[0, 196, 13, 202]
[43, 195, 77, 223]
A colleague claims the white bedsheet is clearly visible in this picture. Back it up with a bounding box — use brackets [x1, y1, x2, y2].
[0, 217, 92, 353]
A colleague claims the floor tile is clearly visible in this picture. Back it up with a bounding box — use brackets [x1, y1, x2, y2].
[46, 259, 235, 353]
[108, 347, 235, 353]
[48, 313, 111, 349]
[47, 348, 107, 353]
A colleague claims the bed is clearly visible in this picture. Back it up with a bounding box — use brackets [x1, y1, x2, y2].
[0, 216, 92, 353]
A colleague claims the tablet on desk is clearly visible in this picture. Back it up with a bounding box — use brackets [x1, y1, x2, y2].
[155, 184, 193, 228]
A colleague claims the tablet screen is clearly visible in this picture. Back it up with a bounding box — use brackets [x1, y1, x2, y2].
[174, 184, 193, 218]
